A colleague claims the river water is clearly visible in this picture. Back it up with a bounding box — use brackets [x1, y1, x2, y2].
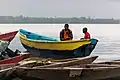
[1, 24, 120, 62]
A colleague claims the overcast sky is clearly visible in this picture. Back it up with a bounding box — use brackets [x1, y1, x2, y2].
[0, 0, 120, 18]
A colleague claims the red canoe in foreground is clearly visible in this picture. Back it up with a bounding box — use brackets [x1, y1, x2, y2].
[0, 53, 29, 64]
[0, 31, 18, 41]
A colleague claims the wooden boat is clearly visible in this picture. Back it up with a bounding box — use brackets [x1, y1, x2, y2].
[14, 57, 120, 80]
[20, 56, 98, 68]
[14, 64, 120, 80]
[0, 31, 18, 41]
[0, 31, 18, 54]
[17, 67, 120, 80]
[0, 52, 29, 65]
[11, 56, 98, 79]
[19, 29, 98, 58]
[0, 56, 96, 79]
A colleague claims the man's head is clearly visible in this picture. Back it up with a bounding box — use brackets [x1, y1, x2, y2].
[83, 27, 87, 33]
[64, 24, 69, 30]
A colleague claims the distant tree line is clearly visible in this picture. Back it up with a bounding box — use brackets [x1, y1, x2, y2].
[0, 15, 119, 24]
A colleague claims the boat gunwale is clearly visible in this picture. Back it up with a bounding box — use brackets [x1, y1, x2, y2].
[0, 53, 29, 64]
[17, 66, 120, 70]
[0, 31, 18, 36]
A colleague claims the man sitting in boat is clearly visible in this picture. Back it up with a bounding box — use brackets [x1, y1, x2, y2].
[60, 24, 73, 41]
[82, 27, 91, 39]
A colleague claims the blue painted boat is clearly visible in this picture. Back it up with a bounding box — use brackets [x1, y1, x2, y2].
[19, 29, 98, 59]
[19, 29, 58, 41]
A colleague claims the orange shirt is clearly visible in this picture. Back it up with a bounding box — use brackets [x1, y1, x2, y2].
[64, 30, 70, 39]
[60, 29, 73, 41]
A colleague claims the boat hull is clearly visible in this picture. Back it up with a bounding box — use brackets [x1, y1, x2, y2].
[0, 31, 18, 41]
[0, 53, 29, 64]
[0, 31, 18, 54]
[15, 59, 120, 80]
[12, 58, 120, 80]
[22, 39, 98, 58]
[14, 56, 98, 80]
[15, 67, 120, 80]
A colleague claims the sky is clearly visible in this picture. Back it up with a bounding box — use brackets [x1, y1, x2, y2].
[0, 0, 120, 18]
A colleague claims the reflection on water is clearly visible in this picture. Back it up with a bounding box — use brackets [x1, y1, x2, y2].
[1, 24, 120, 62]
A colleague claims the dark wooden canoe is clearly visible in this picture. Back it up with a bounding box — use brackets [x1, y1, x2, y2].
[14, 57, 120, 80]
[0, 31, 18, 41]
[15, 65, 120, 80]
[12, 56, 98, 80]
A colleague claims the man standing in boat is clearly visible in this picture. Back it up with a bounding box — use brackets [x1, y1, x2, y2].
[60, 24, 73, 41]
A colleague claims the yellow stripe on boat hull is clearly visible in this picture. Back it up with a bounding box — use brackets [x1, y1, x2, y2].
[19, 34, 91, 51]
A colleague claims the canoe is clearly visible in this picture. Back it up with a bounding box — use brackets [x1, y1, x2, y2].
[18, 67, 120, 80]
[35, 56, 98, 68]
[19, 56, 98, 68]
[0, 52, 29, 65]
[0, 31, 18, 54]
[15, 63, 120, 80]
[0, 31, 18, 41]
[13, 56, 98, 79]
[19, 29, 98, 58]
[14, 57, 120, 80]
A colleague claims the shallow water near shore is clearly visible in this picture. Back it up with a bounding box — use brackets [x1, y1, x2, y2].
[1, 24, 120, 62]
